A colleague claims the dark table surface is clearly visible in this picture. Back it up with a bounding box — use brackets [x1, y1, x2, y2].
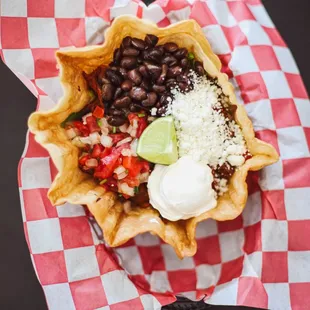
[1, 1, 309, 309]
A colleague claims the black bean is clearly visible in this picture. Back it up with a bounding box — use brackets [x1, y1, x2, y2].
[122, 36, 132, 48]
[143, 48, 163, 63]
[113, 48, 122, 64]
[162, 55, 178, 67]
[121, 80, 133, 91]
[120, 57, 137, 69]
[108, 116, 127, 127]
[131, 38, 146, 50]
[137, 57, 144, 64]
[164, 42, 178, 53]
[114, 96, 131, 109]
[129, 87, 147, 101]
[167, 66, 182, 78]
[145, 34, 159, 47]
[105, 69, 123, 86]
[152, 84, 166, 94]
[180, 57, 189, 69]
[138, 65, 149, 78]
[129, 103, 141, 112]
[102, 83, 114, 101]
[157, 106, 167, 116]
[140, 79, 152, 91]
[178, 82, 188, 91]
[142, 92, 157, 107]
[174, 48, 188, 59]
[123, 47, 140, 57]
[166, 78, 177, 89]
[155, 102, 162, 109]
[118, 67, 128, 78]
[114, 87, 123, 100]
[157, 64, 168, 85]
[111, 109, 125, 117]
[176, 74, 189, 84]
[194, 60, 204, 76]
[128, 69, 142, 85]
[156, 45, 165, 55]
[110, 66, 118, 71]
[144, 61, 161, 80]
[160, 93, 172, 105]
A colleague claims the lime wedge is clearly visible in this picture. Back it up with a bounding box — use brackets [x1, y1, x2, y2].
[137, 116, 178, 165]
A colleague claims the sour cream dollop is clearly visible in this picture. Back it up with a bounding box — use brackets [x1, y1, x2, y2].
[147, 156, 217, 221]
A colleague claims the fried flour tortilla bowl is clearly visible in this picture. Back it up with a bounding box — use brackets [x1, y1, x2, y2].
[28, 16, 279, 258]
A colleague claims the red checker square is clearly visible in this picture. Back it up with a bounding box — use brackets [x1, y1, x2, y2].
[49, 158, 58, 181]
[27, 0, 54, 17]
[217, 256, 244, 285]
[33, 251, 68, 285]
[245, 0, 261, 4]
[138, 246, 165, 273]
[56, 19, 86, 48]
[222, 26, 248, 51]
[23, 188, 58, 221]
[190, 2, 217, 27]
[128, 274, 150, 294]
[227, 2, 255, 22]
[262, 252, 288, 283]
[218, 54, 233, 78]
[1, 17, 29, 49]
[251, 46, 281, 71]
[85, 0, 115, 20]
[283, 158, 310, 188]
[70, 277, 107, 310]
[271, 99, 301, 128]
[304, 127, 310, 152]
[255, 130, 280, 155]
[263, 27, 286, 47]
[194, 235, 221, 265]
[95, 244, 121, 275]
[110, 298, 143, 310]
[59, 217, 93, 249]
[285, 73, 309, 99]
[235, 72, 268, 104]
[290, 283, 310, 309]
[288, 220, 310, 251]
[157, 18, 171, 28]
[217, 215, 243, 233]
[246, 171, 260, 195]
[160, 0, 190, 14]
[25, 132, 49, 157]
[237, 277, 268, 308]
[244, 222, 262, 254]
[168, 269, 197, 293]
[151, 292, 176, 307]
[262, 190, 286, 220]
[32, 49, 59, 79]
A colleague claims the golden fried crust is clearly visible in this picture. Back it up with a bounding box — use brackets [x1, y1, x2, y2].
[28, 16, 279, 258]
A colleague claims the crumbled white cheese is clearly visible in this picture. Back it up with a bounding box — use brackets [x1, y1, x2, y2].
[151, 107, 157, 116]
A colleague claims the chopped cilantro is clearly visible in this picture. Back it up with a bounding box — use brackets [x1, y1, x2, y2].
[99, 179, 107, 185]
[112, 126, 117, 133]
[188, 52, 195, 60]
[97, 119, 102, 127]
[61, 110, 85, 128]
[138, 113, 145, 118]
[134, 186, 139, 194]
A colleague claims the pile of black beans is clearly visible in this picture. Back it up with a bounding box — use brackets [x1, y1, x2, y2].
[99, 34, 205, 126]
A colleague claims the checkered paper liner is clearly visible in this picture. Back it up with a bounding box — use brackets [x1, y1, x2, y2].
[1, 0, 310, 309]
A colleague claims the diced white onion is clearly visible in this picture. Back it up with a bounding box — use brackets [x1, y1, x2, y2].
[119, 182, 134, 196]
[72, 137, 85, 148]
[99, 117, 109, 128]
[139, 172, 149, 183]
[127, 125, 133, 134]
[101, 127, 109, 136]
[79, 136, 92, 145]
[65, 128, 78, 139]
[130, 139, 138, 156]
[85, 158, 98, 168]
[121, 148, 132, 156]
[82, 112, 92, 124]
[119, 123, 129, 133]
[117, 171, 128, 180]
[114, 165, 126, 175]
[130, 128, 137, 138]
[123, 201, 132, 214]
[100, 135, 113, 148]
[133, 119, 138, 129]
[116, 137, 132, 147]
[89, 132, 101, 145]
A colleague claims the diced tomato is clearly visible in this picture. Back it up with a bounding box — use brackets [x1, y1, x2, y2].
[93, 106, 104, 118]
[86, 115, 100, 133]
[91, 144, 104, 158]
[128, 113, 139, 123]
[94, 150, 121, 179]
[123, 156, 142, 177]
[99, 147, 111, 158]
[79, 154, 91, 166]
[122, 175, 140, 187]
[73, 121, 90, 137]
[139, 160, 150, 173]
[109, 133, 129, 145]
[136, 117, 148, 138]
[101, 177, 118, 192]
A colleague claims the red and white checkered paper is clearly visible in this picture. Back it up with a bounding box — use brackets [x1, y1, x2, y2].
[1, 0, 310, 309]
